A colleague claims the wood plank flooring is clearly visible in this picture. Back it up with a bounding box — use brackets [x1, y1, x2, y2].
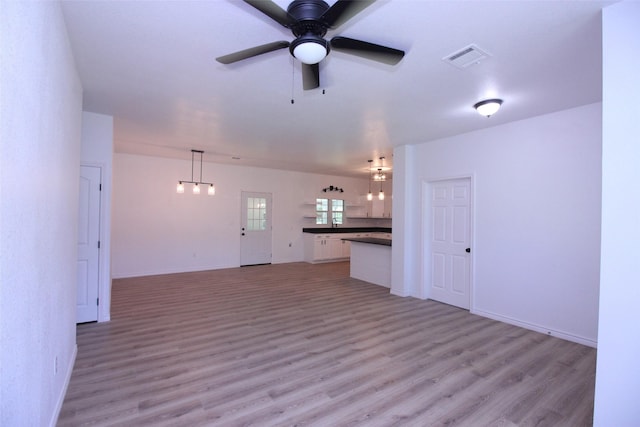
[58, 262, 596, 426]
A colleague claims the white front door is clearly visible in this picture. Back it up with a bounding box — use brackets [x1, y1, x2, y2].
[240, 191, 272, 266]
[427, 178, 471, 309]
[77, 166, 101, 323]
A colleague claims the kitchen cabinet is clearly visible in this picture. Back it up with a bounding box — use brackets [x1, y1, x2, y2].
[369, 199, 392, 218]
[304, 233, 353, 263]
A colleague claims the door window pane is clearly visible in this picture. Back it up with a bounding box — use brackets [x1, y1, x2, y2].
[247, 197, 267, 230]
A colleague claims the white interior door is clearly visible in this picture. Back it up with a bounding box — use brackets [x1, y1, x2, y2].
[240, 191, 272, 266]
[428, 178, 471, 309]
[77, 165, 101, 323]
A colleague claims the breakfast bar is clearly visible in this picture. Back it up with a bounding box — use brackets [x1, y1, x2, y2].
[341, 237, 392, 288]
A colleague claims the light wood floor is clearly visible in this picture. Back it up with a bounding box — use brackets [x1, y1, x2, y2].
[59, 262, 596, 426]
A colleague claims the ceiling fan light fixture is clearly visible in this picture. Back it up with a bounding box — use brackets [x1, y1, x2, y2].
[474, 98, 503, 117]
[290, 36, 329, 64]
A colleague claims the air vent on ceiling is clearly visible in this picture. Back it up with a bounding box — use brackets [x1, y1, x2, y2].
[443, 44, 491, 69]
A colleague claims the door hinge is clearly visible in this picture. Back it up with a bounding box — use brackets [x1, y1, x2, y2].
[99, 183, 102, 191]
[97, 298, 99, 306]
[97, 240, 101, 249]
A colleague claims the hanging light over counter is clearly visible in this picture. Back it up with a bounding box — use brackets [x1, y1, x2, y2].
[378, 168, 385, 200]
[367, 159, 373, 201]
[378, 157, 385, 200]
[177, 149, 215, 195]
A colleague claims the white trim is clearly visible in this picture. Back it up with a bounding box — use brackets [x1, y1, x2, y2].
[80, 162, 112, 323]
[390, 288, 410, 297]
[49, 344, 77, 427]
[472, 308, 597, 348]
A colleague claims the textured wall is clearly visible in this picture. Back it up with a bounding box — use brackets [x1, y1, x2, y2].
[0, 2, 82, 425]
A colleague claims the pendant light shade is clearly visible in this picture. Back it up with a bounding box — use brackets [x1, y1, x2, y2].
[177, 182, 185, 194]
[193, 183, 200, 195]
[367, 159, 373, 201]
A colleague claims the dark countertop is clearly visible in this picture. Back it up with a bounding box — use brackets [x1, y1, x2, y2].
[302, 227, 392, 234]
[341, 237, 392, 247]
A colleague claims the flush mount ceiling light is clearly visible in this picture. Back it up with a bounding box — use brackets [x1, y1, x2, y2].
[176, 149, 215, 196]
[474, 98, 503, 117]
[290, 35, 329, 64]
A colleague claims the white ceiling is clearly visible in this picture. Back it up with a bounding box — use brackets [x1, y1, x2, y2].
[60, 0, 610, 178]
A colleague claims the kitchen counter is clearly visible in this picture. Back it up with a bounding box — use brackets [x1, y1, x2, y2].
[341, 237, 391, 246]
[348, 239, 392, 288]
[302, 227, 391, 234]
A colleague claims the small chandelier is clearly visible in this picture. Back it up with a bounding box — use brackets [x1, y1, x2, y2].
[176, 149, 215, 196]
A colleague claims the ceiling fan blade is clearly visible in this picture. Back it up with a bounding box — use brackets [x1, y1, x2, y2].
[216, 41, 290, 64]
[243, 0, 296, 28]
[320, 0, 375, 29]
[302, 63, 320, 90]
[330, 36, 405, 65]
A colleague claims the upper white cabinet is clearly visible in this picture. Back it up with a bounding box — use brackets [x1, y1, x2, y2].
[367, 198, 392, 218]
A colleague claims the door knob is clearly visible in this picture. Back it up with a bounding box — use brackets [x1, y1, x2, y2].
[465, 248, 471, 253]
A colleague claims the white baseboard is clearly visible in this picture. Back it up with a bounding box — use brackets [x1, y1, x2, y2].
[49, 344, 77, 427]
[472, 308, 597, 348]
[390, 287, 410, 297]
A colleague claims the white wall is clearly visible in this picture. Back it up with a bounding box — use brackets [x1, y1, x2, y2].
[80, 112, 114, 322]
[111, 153, 378, 278]
[394, 103, 602, 346]
[594, 2, 640, 424]
[0, 2, 82, 426]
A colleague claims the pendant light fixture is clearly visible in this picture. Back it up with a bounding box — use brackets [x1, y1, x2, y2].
[367, 159, 373, 201]
[378, 157, 385, 200]
[176, 149, 215, 196]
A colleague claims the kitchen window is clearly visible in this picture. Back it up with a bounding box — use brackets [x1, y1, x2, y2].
[316, 198, 344, 225]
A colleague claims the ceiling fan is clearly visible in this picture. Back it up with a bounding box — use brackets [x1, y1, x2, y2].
[216, 0, 405, 90]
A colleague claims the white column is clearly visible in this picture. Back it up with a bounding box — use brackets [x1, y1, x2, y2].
[594, 2, 640, 425]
